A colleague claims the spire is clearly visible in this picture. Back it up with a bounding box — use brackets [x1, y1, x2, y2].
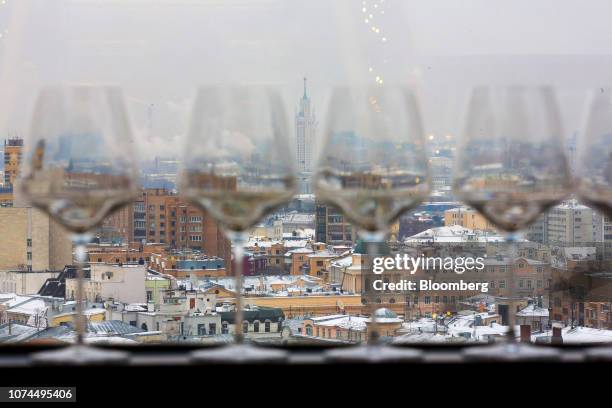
[303, 77, 308, 99]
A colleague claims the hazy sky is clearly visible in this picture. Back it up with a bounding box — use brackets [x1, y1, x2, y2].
[2, 0, 612, 158]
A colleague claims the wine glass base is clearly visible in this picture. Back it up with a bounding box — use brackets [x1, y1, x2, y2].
[324, 344, 423, 363]
[585, 346, 612, 362]
[190, 344, 288, 364]
[462, 342, 561, 362]
[31, 345, 130, 365]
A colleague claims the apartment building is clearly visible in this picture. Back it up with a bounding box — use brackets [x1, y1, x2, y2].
[102, 188, 231, 272]
[315, 203, 355, 246]
[547, 200, 597, 245]
[65, 263, 147, 304]
[444, 206, 496, 232]
[0, 207, 72, 272]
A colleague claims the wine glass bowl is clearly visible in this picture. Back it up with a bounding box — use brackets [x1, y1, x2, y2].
[577, 88, 612, 217]
[20, 86, 139, 233]
[180, 86, 298, 234]
[313, 86, 430, 235]
[453, 86, 573, 233]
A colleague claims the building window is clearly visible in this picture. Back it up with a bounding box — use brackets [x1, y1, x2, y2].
[264, 320, 271, 333]
[243, 321, 249, 333]
[253, 321, 260, 333]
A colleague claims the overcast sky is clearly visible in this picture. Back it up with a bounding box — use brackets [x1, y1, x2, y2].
[2, 0, 612, 158]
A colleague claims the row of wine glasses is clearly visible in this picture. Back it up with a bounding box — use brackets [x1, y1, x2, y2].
[18, 84, 612, 362]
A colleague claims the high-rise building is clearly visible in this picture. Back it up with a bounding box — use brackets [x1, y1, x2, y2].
[315, 202, 355, 246]
[101, 188, 232, 272]
[547, 200, 597, 245]
[295, 78, 317, 194]
[3, 137, 22, 187]
[1, 137, 23, 206]
[526, 213, 549, 244]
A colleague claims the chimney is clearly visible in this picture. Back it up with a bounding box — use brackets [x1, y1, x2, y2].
[520, 324, 531, 343]
[551, 326, 563, 345]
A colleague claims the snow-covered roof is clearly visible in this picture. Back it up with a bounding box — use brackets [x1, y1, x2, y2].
[534, 326, 612, 344]
[310, 315, 368, 331]
[0, 294, 32, 308]
[307, 250, 337, 258]
[7, 299, 47, 316]
[331, 255, 353, 268]
[286, 247, 314, 255]
[405, 225, 510, 243]
[517, 304, 549, 317]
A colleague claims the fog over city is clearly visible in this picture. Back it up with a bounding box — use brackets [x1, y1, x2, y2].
[2, 0, 612, 158]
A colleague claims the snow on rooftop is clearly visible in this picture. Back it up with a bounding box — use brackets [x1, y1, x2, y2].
[331, 255, 353, 268]
[534, 326, 612, 344]
[7, 299, 47, 316]
[307, 250, 337, 258]
[405, 225, 510, 243]
[517, 304, 549, 317]
[0, 293, 32, 308]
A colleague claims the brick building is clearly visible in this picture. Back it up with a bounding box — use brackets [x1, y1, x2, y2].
[101, 189, 231, 272]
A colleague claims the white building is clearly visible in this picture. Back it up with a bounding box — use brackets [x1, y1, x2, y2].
[0, 270, 60, 295]
[547, 200, 598, 245]
[66, 263, 146, 304]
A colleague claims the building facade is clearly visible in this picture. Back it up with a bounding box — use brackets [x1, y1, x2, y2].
[295, 78, 317, 194]
[0, 207, 72, 272]
[315, 203, 355, 246]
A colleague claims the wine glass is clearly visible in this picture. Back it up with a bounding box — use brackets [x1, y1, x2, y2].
[20, 85, 140, 364]
[577, 88, 612, 217]
[575, 88, 612, 358]
[454, 86, 572, 361]
[314, 85, 429, 362]
[180, 85, 297, 362]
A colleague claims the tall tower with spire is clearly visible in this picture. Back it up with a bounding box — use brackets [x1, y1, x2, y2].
[295, 77, 317, 193]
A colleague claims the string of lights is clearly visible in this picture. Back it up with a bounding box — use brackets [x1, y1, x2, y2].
[361, 0, 387, 85]
[0, 0, 8, 43]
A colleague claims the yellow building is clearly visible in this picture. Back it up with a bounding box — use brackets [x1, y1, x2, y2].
[50, 308, 106, 327]
[287, 248, 314, 275]
[307, 250, 337, 280]
[245, 294, 406, 319]
[0, 207, 72, 272]
[444, 207, 496, 232]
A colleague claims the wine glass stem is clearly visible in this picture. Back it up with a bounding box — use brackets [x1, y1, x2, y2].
[361, 230, 386, 345]
[231, 232, 247, 344]
[504, 231, 522, 345]
[72, 233, 92, 346]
